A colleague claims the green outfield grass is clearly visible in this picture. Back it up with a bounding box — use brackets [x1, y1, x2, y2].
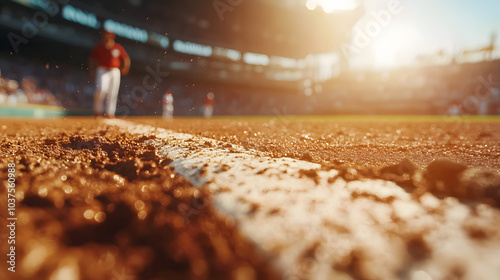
[3, 114, 500, 123]
[213, 115, 500, 123]
[0, 104, 67, 118]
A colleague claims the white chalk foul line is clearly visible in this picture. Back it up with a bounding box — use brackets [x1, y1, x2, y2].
[107, 119, 500, 280]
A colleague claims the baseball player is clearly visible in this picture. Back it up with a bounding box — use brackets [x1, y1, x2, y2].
[163, 90, 174, 119]
[89, 30, 130, 118]
[203, 92, 215, 118]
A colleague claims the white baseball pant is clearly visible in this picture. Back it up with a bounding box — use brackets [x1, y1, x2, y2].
[203, 105, 213, 118]
[94, 67, 121, 116]
[163, 104, 174, 119]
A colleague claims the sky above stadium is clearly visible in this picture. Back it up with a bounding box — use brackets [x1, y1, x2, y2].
[345, 0, 500, 69]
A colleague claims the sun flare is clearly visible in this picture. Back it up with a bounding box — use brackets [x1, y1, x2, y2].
[371, 24, 419, 69]
[306, 0, 358, 13]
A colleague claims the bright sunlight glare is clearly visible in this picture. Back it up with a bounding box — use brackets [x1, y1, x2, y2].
[306, 0, 358, 13]
[371, 24, 420, 69]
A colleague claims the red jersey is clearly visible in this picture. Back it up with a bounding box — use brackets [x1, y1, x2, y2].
[204, 97, 214, 106]
[90, 43, 129, 68]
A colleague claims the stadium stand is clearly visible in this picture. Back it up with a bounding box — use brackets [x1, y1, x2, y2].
[1, 0, 499, 116]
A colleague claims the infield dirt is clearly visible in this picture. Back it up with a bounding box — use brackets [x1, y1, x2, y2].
[1, 117, 500, 280]
[0, 118, 279, 280]
[133, 117, 500, 171]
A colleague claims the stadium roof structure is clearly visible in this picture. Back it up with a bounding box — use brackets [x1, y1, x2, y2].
[0, 0, 363, 86]
[71, 0, 363, 58]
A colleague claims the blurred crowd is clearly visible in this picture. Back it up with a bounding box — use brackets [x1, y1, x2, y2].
[0, 53, 307, 116]
[0, 75, 63, 107]
[327, 59, 500, 115]
[0, 56, 63, 107]
[1, 53, 499, 116]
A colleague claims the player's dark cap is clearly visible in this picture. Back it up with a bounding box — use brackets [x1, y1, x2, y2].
[101, 29, 116, 38]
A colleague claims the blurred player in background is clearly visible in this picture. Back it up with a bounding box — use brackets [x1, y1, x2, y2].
[448, 100, 461, 116]
[203, 92, 215, 118]
[89, 30, 130, 118]
[163, 90, 174, 119]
